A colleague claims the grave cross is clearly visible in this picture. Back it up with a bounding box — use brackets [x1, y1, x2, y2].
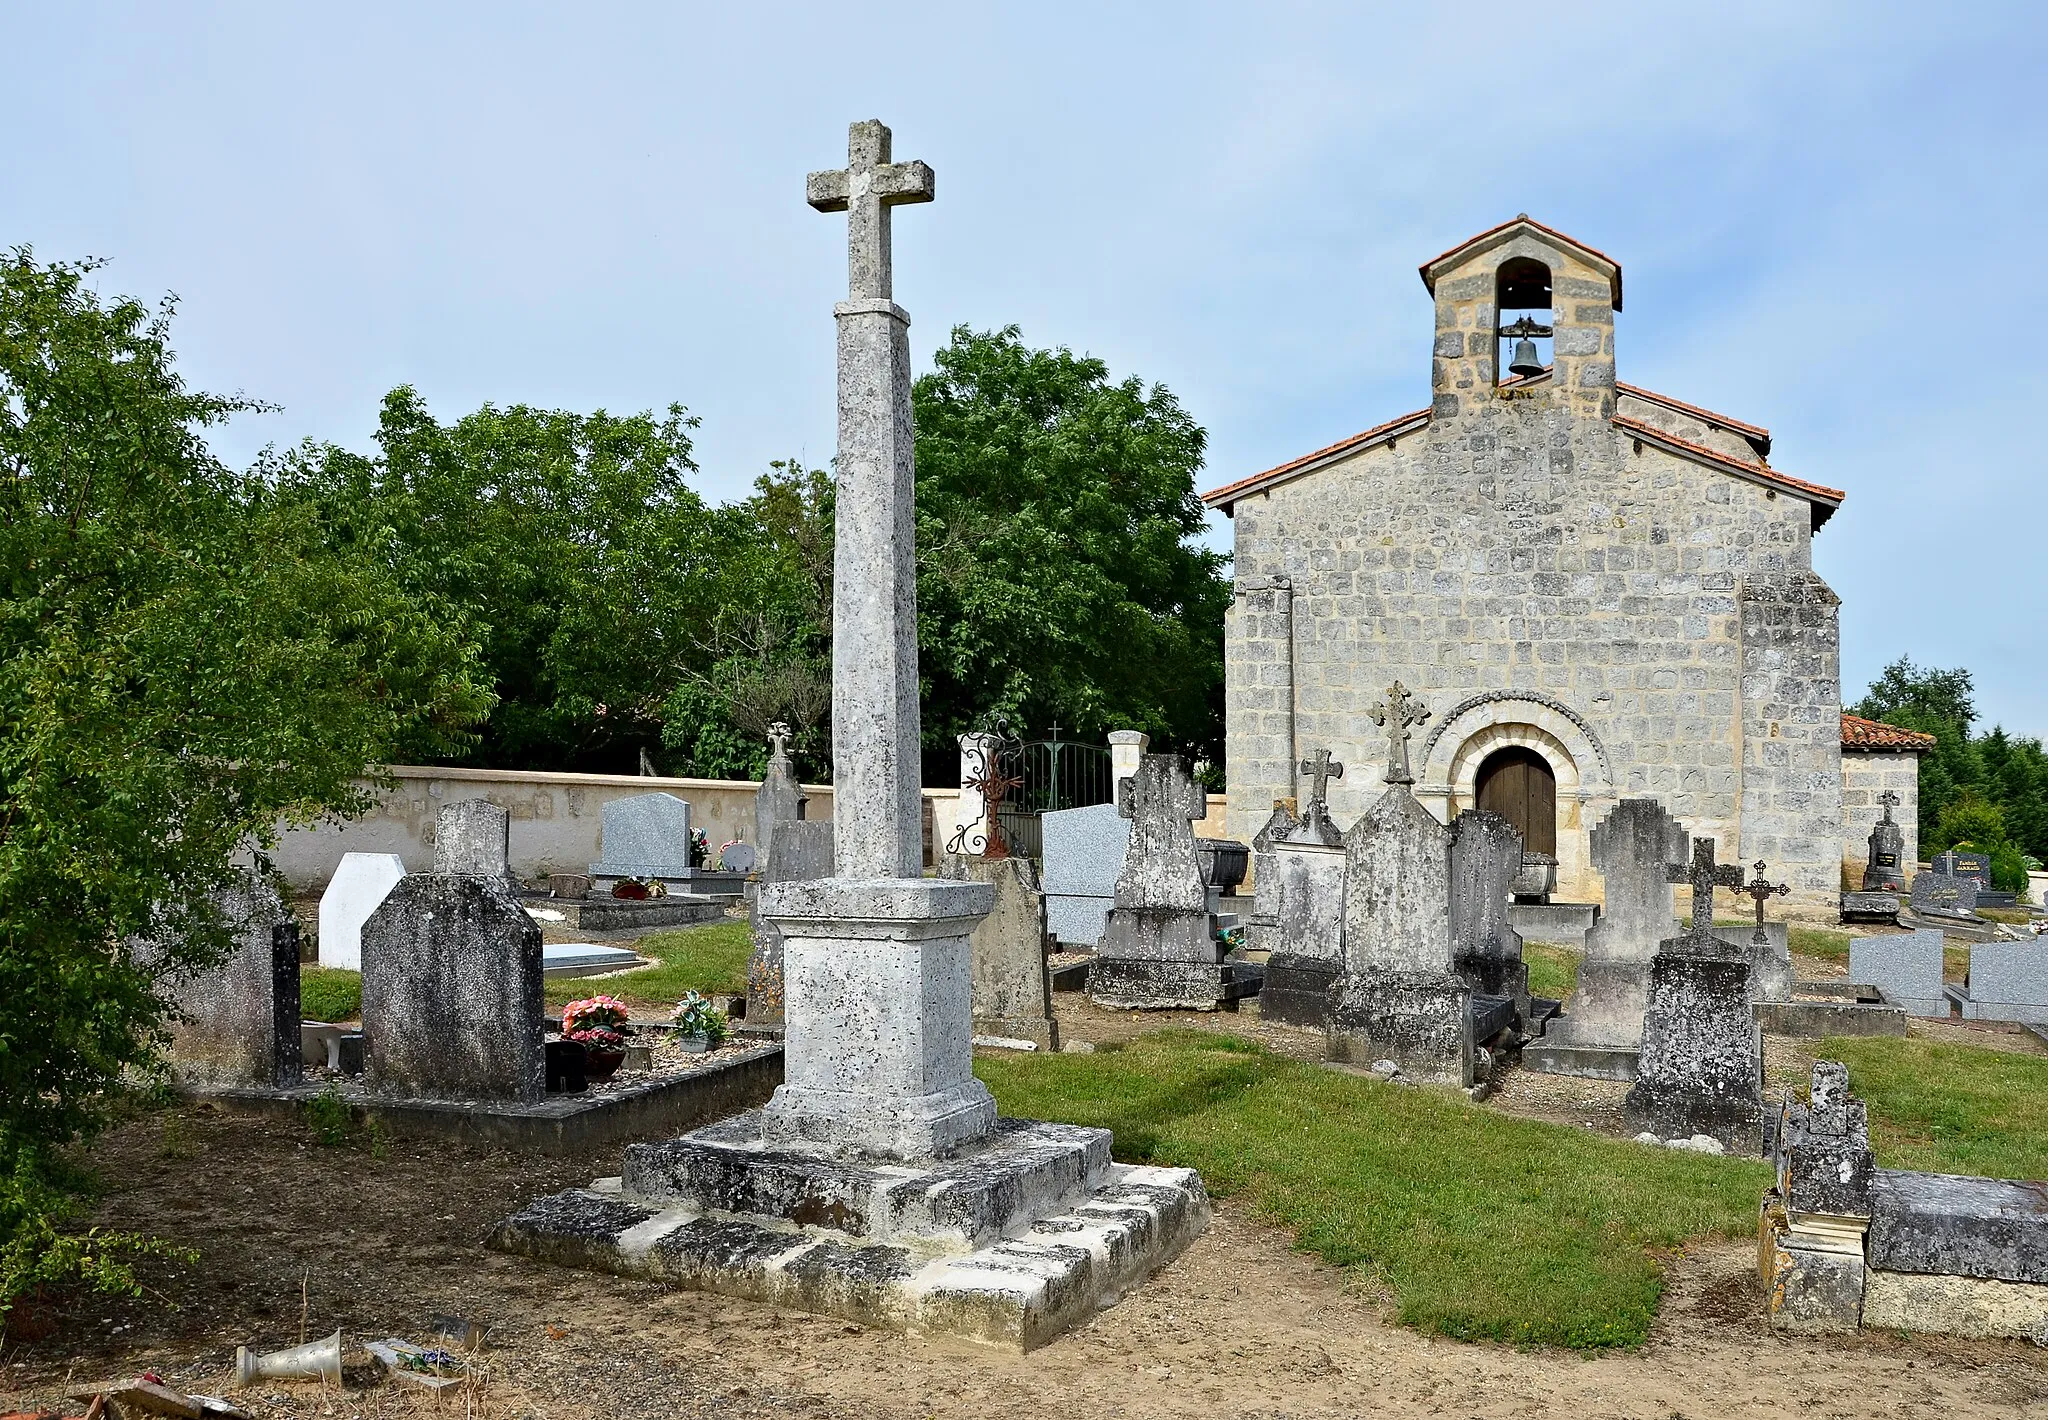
[1876, 789, 1900, 825]
[806, 120, 935, 302]
[1369, 682, 1430, 786]
[1665, 837, 1746, 932]
[767, 721, 793, 763]
[1299, 749, 1344, 811]
[1741, 859, 1789, 945]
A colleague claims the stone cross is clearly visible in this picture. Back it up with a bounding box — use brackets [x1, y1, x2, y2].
[806, 120, 935, 303]
[1666, 837, 1745, 933]
[767, 720, 793, 763]
[1877, 789, 1899, 825]
[1742, 859, 1789, 945]
[808, 120, 935, 880]
[1298, 748, 1343, 828]
[1369, 682, 1430, 786]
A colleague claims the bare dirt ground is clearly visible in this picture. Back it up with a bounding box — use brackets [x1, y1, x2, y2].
[6, 992, 2047, 1420]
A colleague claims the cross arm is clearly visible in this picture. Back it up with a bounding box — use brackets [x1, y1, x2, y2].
[1713, 866, 1746, 889]
[806, 170, 851, 212]
[873, 160, 935, 205]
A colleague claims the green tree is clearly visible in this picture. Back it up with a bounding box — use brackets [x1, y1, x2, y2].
[0, 251, 489, 1322]
[911, 326, 1229, 768]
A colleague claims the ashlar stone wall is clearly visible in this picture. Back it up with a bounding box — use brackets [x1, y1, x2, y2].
[1841, 751, 1922, 884]
[1222, 228, 1844, 903]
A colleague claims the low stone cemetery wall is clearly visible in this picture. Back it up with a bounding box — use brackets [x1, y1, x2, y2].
[274, 764, 974, 889]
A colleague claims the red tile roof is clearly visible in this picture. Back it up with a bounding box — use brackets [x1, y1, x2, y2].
[1419, 216, 1624, 309]
[1612, 414, 1843, 527]
[1616, 382, 1771, 458]
[1200, 407, 1431, 509]
[1841, 714, 1937, 751]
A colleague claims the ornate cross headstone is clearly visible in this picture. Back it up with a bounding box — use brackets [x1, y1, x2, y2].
[1298, 748, 1343, 836]
[1370, 682, 1430, 786]
[767, 720, 794, 764]
[1742, 860, 1789, 945]
[1876, 789, 1899, 824]
[1862, 789, 1907, 892]
[1666, 837, 1745, 933]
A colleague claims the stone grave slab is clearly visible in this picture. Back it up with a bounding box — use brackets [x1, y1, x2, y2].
[746, 818, 834, 1029]
[318, 852, 407, 970]
[1709, 920, 1792, 1003]
[1250, 840, 1347, 1028]
[944, 855, 1058, 1050]
[1542, 800, 1688, 1063]
[362, 875, 544, 1103]
[590, 792, 693, 882]
[1954, 941, 2048, 1023]
[1449, 809, 1529, 1017]
[1041, 802, 1129, 948]
[1840, 891, 1902, 924]
[1871, 1170, 2048, 1285]
[144, 873, 302, 1089]
[1849, 930, 1947, 1016]
[542, 942, 646, 978]
[1910, 871, 1980, 921]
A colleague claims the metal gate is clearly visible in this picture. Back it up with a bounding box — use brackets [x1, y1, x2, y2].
[996, 731, 1113, 860]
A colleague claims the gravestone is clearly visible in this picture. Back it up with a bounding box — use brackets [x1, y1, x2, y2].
[1252, 838, 1348, 1027]
[1041, 802, 1131, 947]
[433, 799, 511, 878]
[1449, 809, 1529, 1019]
[1862, 790, 1907, 892]
[755, 721, 807, 868]
[719, 841, 759, 875]
[317, 852, 407, 970]
[1763, 1061, 1877, 1333]
[1089, 753, 1232, 1010]
[1954, 941, 2048, 1023]
[943, 854, 1058, 1050]
[1909, 870, 1979, 920]
[1557, 799, 1689, 1049]
[1326, 693, 1471, 1085]
[590, 792, 693, 884]
[1848, 929, 1946, 1016]
[1934, 849, 1991, 888]
[1734, 860, 1793, 1004]
[145, 873, 302, 1089]
[1623, 838, 1764, 1152]
[361, 876, 545, 1102]
[745, 818, 834, 1028]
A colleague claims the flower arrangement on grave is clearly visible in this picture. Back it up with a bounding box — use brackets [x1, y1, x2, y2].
[561, 995, 632, 1079]
[689, 827, 710, 867]
[670, 991, 729, 1051]
[611, 877, 666, 900]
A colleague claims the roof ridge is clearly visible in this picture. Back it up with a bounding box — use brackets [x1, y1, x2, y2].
[1616, 382, 1770, 449]
[1612, 414, 1844, 506]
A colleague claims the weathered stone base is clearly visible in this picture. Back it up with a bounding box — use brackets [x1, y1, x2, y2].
[1862, 1268, 2048, 1342]
[551, 895, 730, 934]
[1257, 954, 1338, 1028]
[1520, 1039, 1639, 1080]
[1623, 953, 1763, 1154]
[1759, 1192, 1868, 1334]
[1326, 968, 1473, 1087]
[1088, 957, 1240, 1011]
[1839, 891, 1901, 924]
[488, 1128, 1209, 1350]
[1551, 958, 1651, 1050]
[1755, 994, 1907, 1038]
[974, 1015, 1060, 1050]
[1505, 901, 1598, 947]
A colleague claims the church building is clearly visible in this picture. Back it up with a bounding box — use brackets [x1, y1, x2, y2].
[1205, 216, 1921, 905]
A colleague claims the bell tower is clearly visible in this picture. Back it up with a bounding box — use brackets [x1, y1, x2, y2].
[1418, 215, 1621, 421]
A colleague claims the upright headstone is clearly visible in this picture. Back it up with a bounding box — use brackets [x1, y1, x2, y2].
[1088, 753, 1228, 1009]
[1909, 870, 1979, 920]
[361, 875, 544, 1103]
[944, 854, 1059, 1049]
[1558, 799, 1689, 1048]
[434, 799, 511, 878]
[590, 792, 693, 885]
[1762, 1061, 1876, 1333]
[145, 873, 302, 1089]
[317, 852, 407, 970]
[1737, 859, 1793, 1003]
[1623, 838, 1764, 1152]
[1862, 790, 1907, 892]
[755, 721, 807, 868]
[1933, 849, 1991, 890]
[1041, 802, 1131, 947]
[1449, 809, 1529, 1018]
[1250, 772, 1345, 1028]
[746, 819, 835, 1028]
[1954, 941, 2048, 1023]
[1848, 929, 1946, 1016]
[1326, 685, 1471, 1085]
[754, 119, 997, 1161]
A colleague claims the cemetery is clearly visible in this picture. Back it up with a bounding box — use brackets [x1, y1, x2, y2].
[8, 70, 2048, 1420]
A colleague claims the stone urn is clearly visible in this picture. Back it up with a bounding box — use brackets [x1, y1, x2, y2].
[1511, 853, 1557, 904]
[1196, 839, 1251, 895]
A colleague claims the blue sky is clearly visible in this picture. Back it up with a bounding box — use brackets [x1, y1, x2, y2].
[5, 3, 2043, 733]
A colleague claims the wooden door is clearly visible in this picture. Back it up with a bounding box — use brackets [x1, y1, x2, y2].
[1475, 747, 1556, 855]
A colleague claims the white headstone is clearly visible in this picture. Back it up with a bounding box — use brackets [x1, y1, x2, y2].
[317, 852, 407, 970]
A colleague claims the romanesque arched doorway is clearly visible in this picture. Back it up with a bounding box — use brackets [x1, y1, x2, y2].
[1475, 746, 1557, 855]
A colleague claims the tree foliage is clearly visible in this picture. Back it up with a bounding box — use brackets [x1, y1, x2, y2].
[0, 251, 489, 1319]
[912, 326, 1228, 765]
[1853, 656, 2048, 881]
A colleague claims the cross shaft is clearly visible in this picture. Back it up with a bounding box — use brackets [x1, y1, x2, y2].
[807, 120, 934, 302]
[1666, 837, 1745, 932]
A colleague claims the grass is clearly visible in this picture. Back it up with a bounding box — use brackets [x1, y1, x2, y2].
[1523, 941, 1580, 1001]
[1974, 906, 2031, 925]
[976, 1029, 1766, 1348]
[1824, 1035, 2048, 1180]
[1788, 925, 1851, 960]
[300, 967, 362, 1022]
[542, 919, 752, 1008]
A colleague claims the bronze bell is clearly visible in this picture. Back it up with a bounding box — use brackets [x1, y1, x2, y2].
[1508, 337, 1545, 378]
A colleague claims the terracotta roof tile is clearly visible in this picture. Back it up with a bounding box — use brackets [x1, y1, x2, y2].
[1616, 382, 1771, 457]
[1201, 407, 1431, 509]
[1841, 713, 1937, 751]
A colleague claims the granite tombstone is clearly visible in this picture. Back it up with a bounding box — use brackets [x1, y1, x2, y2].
[1848, 929, 1947, 1016]
[589, 792, 693, 884]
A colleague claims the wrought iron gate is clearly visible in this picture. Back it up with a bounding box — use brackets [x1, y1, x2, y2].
[996, 731, 1113, 860]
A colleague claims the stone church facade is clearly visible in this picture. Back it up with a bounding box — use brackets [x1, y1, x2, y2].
[1205, 216, 1906, 906]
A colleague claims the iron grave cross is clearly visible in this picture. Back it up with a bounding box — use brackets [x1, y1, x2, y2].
[1370, 682, 1430, 786]
[1876, 789, 1900, 825]
[1742, 859, 1790, 945]
[1666, 838, 1746, 932]
[806, 120, 935, 302]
